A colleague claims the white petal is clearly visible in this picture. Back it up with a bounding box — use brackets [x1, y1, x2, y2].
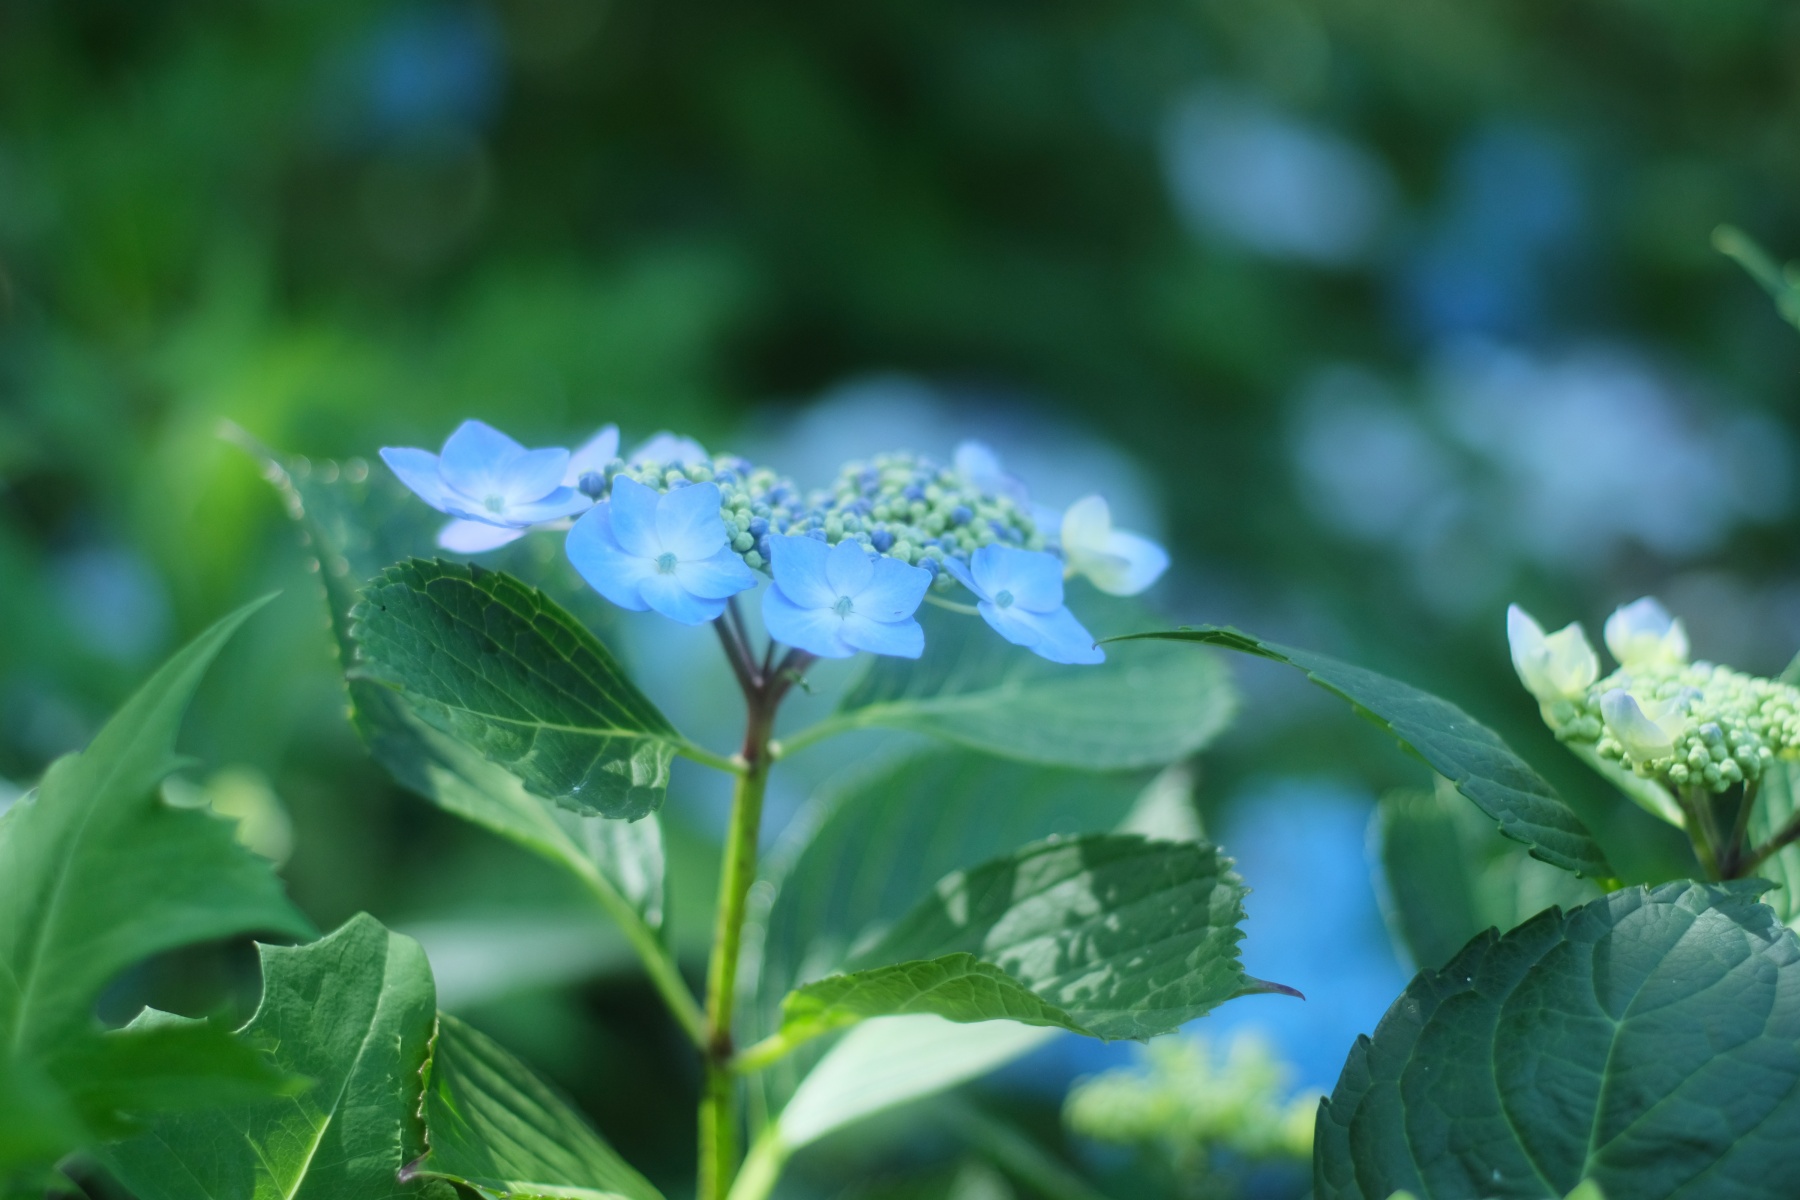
[437, 520, 527, 553]
[1507, 605, 1596, 704]
[1601, 689, 1677, 761]
[1604, 597, 1688, 668]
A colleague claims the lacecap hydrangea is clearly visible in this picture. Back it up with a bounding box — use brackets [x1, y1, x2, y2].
[1507, 596, 1800, 793]
[380, 419, 1169, 666]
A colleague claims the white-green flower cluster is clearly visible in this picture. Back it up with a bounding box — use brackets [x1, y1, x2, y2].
[1509, 596, 1800, 793]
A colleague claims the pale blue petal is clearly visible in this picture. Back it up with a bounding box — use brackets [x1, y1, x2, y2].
[841, 614, 924, 658]
[825, 539, 875, 596]
[501, 488, 591, 524]
[656, 481, 729, 561]
[971, 545, 1063, 612]
[674, 547, 759, 600]
[640, 573, 728, 625]
[565, 425, 621, 482]
[978, 600, 1103, 665]
[763, 588, 856, 658]
[769, 535, 837, 609]
[565, 506, 654, 611]
[497, 446, 571, 504]
[380, 447, 455, 514]
[608, 477, 664, 558]
[855, 557, 931, 622]
[942, 554, 983, 599]
[438, 419, 526, 499]
[438, 520, 526, 553]
[629, 432, 708, 466]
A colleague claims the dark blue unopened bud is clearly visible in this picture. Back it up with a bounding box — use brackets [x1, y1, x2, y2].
[903, 484, 925, 502]
[871, 529, 895, 553]
[920, 557, 940, 578]
[756, 535, 772, 559]
[808, 528, 828, 541]
[715, 469, 738, 486]
[950, 505, 972, 526]
[748, 516, 769, 537]
[578, 471, 606, 498]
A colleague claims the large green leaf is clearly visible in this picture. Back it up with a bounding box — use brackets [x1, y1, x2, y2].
[0, 600, 312, 1177]
[1111, 627, 1612, 880]
[1316, 880, 1800, 1200]
[404, 1013, 664, 1200]
[781, 603, 1237, 769]
[101, 913, 439, 1200]
[770, 834, 1281, 1049]
[352, 557, 681, 821]
[251, 446, 688, 1034]
[1375, 780, 1599, 971]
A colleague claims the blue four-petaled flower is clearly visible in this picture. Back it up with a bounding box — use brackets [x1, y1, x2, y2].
[763, 535, 931, 659]
[944, 544, 1104, 665]
[436, 424, 619, 553]
[381, 419, 591, 533]
[564, 476, 758, 625]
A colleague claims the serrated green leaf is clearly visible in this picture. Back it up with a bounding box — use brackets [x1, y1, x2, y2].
[1316, 881, 1800, 1200]
[1375, 779, 1599, 971]
[785, 603, 1236, 769]
[404, 1013, 664, 1200]
[0, 599, 311, 1176]
[101, 913, 439, 1200]
[774, 834, 1276, 1048]
[352, 557, 681, 821]
[250, 446, 688, 1033]
[1110, 627, 1611, 879]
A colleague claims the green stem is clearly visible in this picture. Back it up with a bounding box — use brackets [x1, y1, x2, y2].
[678, 738, 748, 776]
[1679, 785, 1723, 880]
[1720, 778, 1759, 878]
[698, 702, 774, 1200]
[725, 1129, 789, 1200]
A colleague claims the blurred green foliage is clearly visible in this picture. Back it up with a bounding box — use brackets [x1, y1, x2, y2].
[6, 0, 1800, 1195]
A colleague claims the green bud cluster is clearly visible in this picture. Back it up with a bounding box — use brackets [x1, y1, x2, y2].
[606, 449, 1047, 585]
[1551, 661, 1800, 792]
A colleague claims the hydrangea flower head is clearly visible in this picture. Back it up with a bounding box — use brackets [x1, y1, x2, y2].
[1059, 495, 1169, 597]
[945, 545, 1104, 665]
[1505, 604, 1598, 705]
[1604, 596, 1689, 669]
[437, 424, 620, 553]
[381, 419, 590, 531]
[565, 476, 757, 625]
[762, 535, 931, 658]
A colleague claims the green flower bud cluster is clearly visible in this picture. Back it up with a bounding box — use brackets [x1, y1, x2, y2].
[1553, 662, 1800, 792]
[606, 449, 1046, 585]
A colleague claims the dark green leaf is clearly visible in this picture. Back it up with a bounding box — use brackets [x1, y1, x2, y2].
[405, 1013, 664, 1200]
[251, 446, 675, 1020]
[1375, 780, 1599, 970]
[1110, 627, 1612, 879]
[775, 834, 1281, 1047]
[102, 913, 439, 1200]
[0, 599, 311, 1175]
[1749, 760, 1800, 928]
[1316, 881, 1800, 1200]
[789, 603, 1237, 769]
[352, 557, 681, 821]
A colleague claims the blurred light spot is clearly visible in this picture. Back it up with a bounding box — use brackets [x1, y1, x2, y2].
[163, 767, 295, 866]
[1291, 366, 1454, 541]
[1162, 89, 1394, 266]
[52, 544, 172, 665]
[319, 3, 503, 145]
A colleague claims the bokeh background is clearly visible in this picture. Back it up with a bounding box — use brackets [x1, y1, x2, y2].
[5, 1, 1800, 1197]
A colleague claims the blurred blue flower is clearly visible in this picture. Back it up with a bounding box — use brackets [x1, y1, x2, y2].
[437, 424, 618, 553]
[630, 432, 709, 467]
[763, 535, 931, 659]
[324, 3, 502, 145]
[382, 419, 590, 531]
[565, 477, 758, 625]
[945, 545, 1103, 665]
[1058, 495, 1169, 597]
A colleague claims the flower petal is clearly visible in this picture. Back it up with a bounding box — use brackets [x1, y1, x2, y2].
[438, 419, 527, 499]
[496, 447, 571, 505]
[978, 600, 1104, 665]
[380, 447, 455, 514]
[841, 613, 924, 659]
[565, 506, 655, 611]
[1601, 689, 1675, 761]
[639, 573, 728, 625]
[500, 487, 592, 525]
[954, 440, 1027, 501]
[629, 432, 708, 467]
[825, 538, 875, 597]
[1077, 529, 1168, 596]
[855, 557, 931, 622]
[1604, 596, 1689, 669]
[674, 547, 759, 600]
[1061, 495, 1114, 550]
[607, 477, 665, 558]
[941, 554, 983, 599]
[769, 535, 838, 609]
[656, 481, 730, 562]
[565, 425, 621, 483]
[438, 520, 527, 553]
[763, 588, 855, 658]
[971, 545, 1064, 613]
